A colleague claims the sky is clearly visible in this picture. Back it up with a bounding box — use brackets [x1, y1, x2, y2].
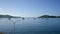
[0, 0, 60, 17]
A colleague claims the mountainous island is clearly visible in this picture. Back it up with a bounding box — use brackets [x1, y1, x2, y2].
[0, 14, 20, 18]
[0, 15, 60, 18]
[38, 15, 60, 18]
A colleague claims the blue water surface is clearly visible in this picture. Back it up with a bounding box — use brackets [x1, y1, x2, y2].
[0, 18, 60, 34]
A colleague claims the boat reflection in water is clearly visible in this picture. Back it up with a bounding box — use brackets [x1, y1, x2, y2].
[22, 17, 25, 20]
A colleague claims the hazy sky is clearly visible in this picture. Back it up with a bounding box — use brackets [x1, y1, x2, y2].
[0, 0, 60, 17]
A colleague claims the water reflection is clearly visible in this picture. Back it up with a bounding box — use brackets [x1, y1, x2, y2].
[33, 18, 36, 20]
[0, 18, 60, 34]
[8, 18, 21, 34]
[38, 18, 49, 23]
[22, 18, 24, 20]
[8, 17, 11, 20]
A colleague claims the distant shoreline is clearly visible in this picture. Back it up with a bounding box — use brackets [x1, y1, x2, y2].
[38, 15, 60, 18]
[0, 14, 21, 18]
[0, 14, 60, 18]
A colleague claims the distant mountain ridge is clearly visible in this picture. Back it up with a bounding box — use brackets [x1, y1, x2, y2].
[0, 14, 20, 18]
[38, 15, 60, 18]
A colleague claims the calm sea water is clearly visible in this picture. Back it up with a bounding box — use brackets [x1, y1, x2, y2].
[0, 18, 60, 34]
